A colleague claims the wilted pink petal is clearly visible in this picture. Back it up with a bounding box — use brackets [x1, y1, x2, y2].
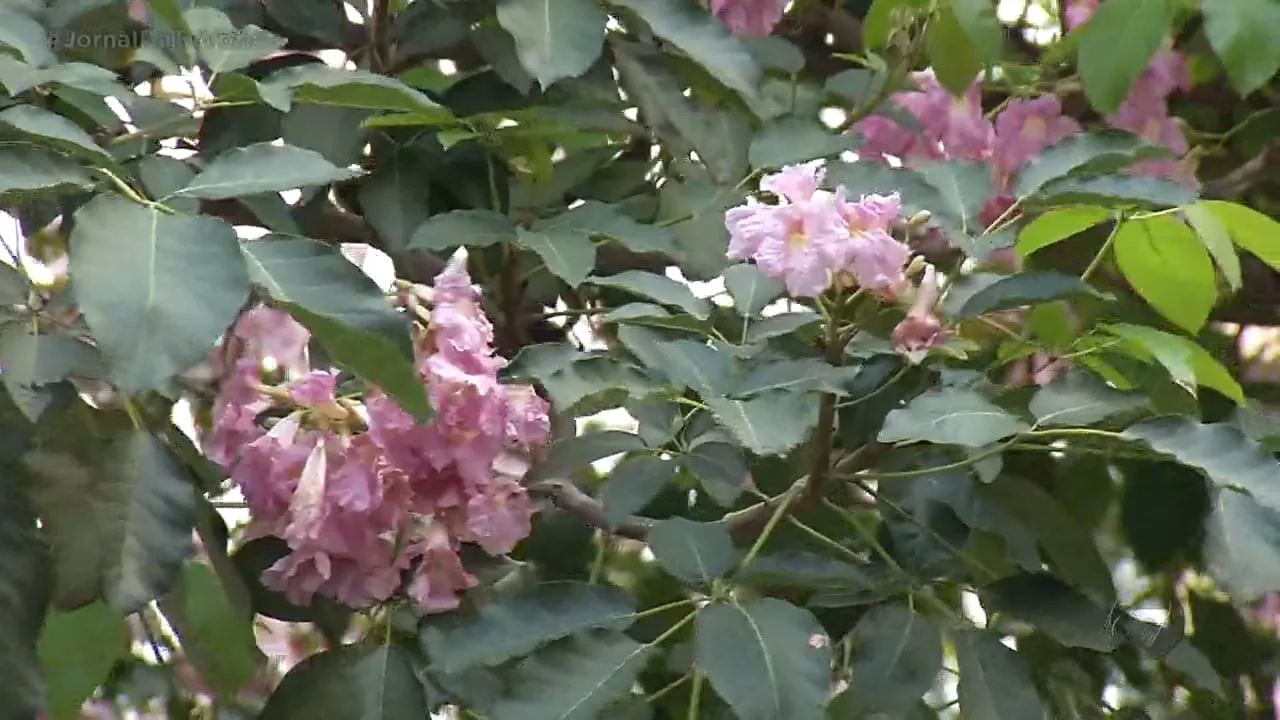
[709, 0, 788, 36]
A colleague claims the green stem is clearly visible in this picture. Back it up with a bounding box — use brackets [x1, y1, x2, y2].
[1081, 214, 1123, 282]
[686, 671, 705, 720]
[737, 481, 804, 572]
[632, 598, 695, 622]
[645, 674, 691, 704]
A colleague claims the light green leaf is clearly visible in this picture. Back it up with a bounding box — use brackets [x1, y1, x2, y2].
[600, 455, 675, 527]
[1103, 323, 1243, 403]
[647, 517, 736, 583]
[68, 195, 250, 391]
[0, 9, 56, 66]
[611, 0, 761, 97]
[0, 146, 95, 196]
[951, 0, 1004, 66]
[409, 209, 518, 251]
[954, 271, 1111, 320]
[38, 602, 128, 720]
[1201, 199, 1280, 272]
[589, 270, 711, 319]
[1202, 488, 1280, 601]
[173, 143, 361, 199]
[981, 574, 1120, 652]
[862, 0, 930, 49]
[1113, 214, 1217, 334]
[879, 388, 1030, 448]
[706, 391, 821, 456]
[953, 630, 1049, 719]
[420, 582, 637, 674]
[1178, 206, 1241, 298]
[536, 201, 677, 256]
[1124, 417, 1280, 512]
[0, 472, 51, 719]
[495, 0, 607, 90]
[1201, 0, 1280, 96]
[694, 599, 831, 720]
[182, 8, 286, 74]
[518, 227, 597, 287]
[1028, 369, 1147, 426]
[926, 5, 983, 96]
[1076, 0, 1174, 114]
[259, 642, 428, 719]
[264, 64, 453, 116]
[0, 104, 113, 162]
[23, 430, 197, 613]
[723, 263, 783, 317]
[748, 117, 860, 170]
[1015, 206, 1111, 257]
[529, 431, 647, 482]
[489, 631, 651, 720]
[840, 604, 942, 716]
[159, 562, 258, 701]
[1012, 131, 1161, 198]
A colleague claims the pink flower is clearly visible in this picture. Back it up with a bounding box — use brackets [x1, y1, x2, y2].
[851, 115, 938, 163]
[752, 201, 849, 297]
[759, 160, 824, 203]
[231, 306, 310, 375]
[709, 0, 788, 36]
[404, 523, 478, 613]
[464, 477, 534, 555]
[836, 190, 911, 297]
[993, 95, 1082, 175]
[905, 71, 994, 160]
[979, 193, 1016, 230]
[1063, 0, 1098, 30]
[287, 369, 338, 405]
[1109, 99, 1188, 155]
[891, 265, 947, 353]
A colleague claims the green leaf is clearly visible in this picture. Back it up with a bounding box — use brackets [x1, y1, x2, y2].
[182, 7, 286, 74]
[646, 517, 736, 583]
[1076, 0, 1174, 114]
[953, 629, 1048, 719]
[517, 227, 597, 287]
[951, 0, 1004, 65]
[1028, 173, 1195, 209]
[954, 271, 1111, 320]
[0, 146, 95, 196]
[1182, 202, 1242, 291]
[1015, 206, 1111, 257]
[68, 196, 251, 392]
[0, 262, 27, 305]
[420, 582, 637, 674]
[706, 391, 821, 456]
[694, 598, 831, 720]
[536, 201, 677, 256]
[259, 642, 428, 719]
[0, 104, 113, 163]
[0, 472, 51, 718]
[743, 36, 805, 74]
[264, 64, 452, 116]
[172, 143, 360, 199]
[913, 159, 994, 240]
[611, 0, 761, 97]
[840, 604, 942, 716]
[495, 0, 606, 89]
[863, 0, 930, 48]
[651, 338, 740, 396]
[23, 430, 197, 612]
[409, 209, 518, 251]
[745, 312, 821, 343]
[657, 177, 741, 280]
[1202, 488, 1280, 600]
[1103, 323, 1243, 403]
[879, 388, 1030, 448]
[981, 574, 1120, 652]
[600, 304, 715, 335]
[37, 602, 128, 720]
[1113, 214, 1217, 334]
[489, 630, 652, 720]
[278, 302, 433, 421]
[1012, 131, 1162, 199]
[0, 328, 99, 421]
[722, 263, 783, 317]
[1201, 0, 1280, 96]
[731, 359, 845, 398]
[979, 476, 1116, 602]
[0, 9, 56, 66]
[529, 431, 647, 482]
[159, 562, 258, 700]
[678, 441, 749, 506]
[1028, 369, 1147, 426]
[1201, 199, 1280, 272]
[1123, 417, 1280, 512]
[589, 271, 711, 319]
[748, 117, 860, 170]
[926, 5, 983, 96]
[600, 455, 675, 527]
[240, 234, 412, 348]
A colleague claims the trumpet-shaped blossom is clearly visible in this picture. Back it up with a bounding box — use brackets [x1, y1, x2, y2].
[992, 95, 1082, 175]
[891, 265, 947, 353]
[203, 256, 550, 615]
[709, 0, 788, 36]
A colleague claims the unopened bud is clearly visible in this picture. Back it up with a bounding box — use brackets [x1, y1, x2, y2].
[905, 255, 928, 277]
[906, 210, 932, 229]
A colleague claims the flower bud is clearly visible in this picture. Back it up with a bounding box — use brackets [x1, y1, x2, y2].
[906, 209, 932, 228]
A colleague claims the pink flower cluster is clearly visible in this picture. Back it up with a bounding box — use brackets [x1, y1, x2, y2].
[725, 160, 911, 298]
[709, 0, 788, 36]
[203, 258, 551, 614]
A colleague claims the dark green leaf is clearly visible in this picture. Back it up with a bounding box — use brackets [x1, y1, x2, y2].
[731, 359, 845, 398]
[1163, 640, 1224, 696]
[589, 270, 711, 319]
[265, 64, 453, 116]
[953, 629, 1048, 719]
[1123, 417, 1280, 513]
[1028, 369, 1147, 426]
[0, 146, 95, 196]
[651, 338, 740, 396]
[474, 24, 535, 93]
[182, 7, 286, 73]
[1113, 214, 1217, 334]
[0, 104, 113, 163]
[518, 227, 597, 287]
[495, 0, 607, 89]
[1028, 171, 1196, 209]
[1015, 206, 1111, 257]
[611, 0, 761, 97]
[409, 209, 518, 251]
[489, 630, 651, 720]
[913, 159, 994, 241]
[694, 598, 831, 720]
[707, 391, 821, 456]
[600, 455, 675, 527]
[679, 441, 749, 506]
[955, 271, 1111, 320]
[260, 642, 428, 719]
[0, 471, 50, 718]
[647, 517, 736, 583]
[657, 177, 740, 279]
[842, 604, 942, 716]
[68, 195, 250, 392]
[1012, 131, 1161, 198]
[722, 263, 783, 317]
[1200, 0, 1280, 96]
[23, 430, 197, 612]
[745, 312, 821, 343]
[172, 143, 361, 199]
[743, 36, 805, 74]
[159, 562, 258, 701]
[879, 388, 1030, 447]
[981, 573, 1120, 651]
[420, 582, 637, 674]
[748, 117, 860, 170]
[37, 602, 128, 720]
[357, 160, 433, 251]
[537, 201, 677, 256]
[529, 431, 647, 482]
[0, 328, 99, 421]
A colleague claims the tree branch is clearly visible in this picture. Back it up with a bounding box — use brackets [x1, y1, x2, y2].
[1202, 141, 1280, 199]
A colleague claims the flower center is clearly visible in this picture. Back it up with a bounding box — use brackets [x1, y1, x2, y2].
[786, 231, 808, 251]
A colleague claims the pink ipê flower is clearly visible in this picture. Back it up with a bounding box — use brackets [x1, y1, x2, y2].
[891, 264, 947, 353]
[992, 95, 1082, 175]
[709, 0, 789, 36]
